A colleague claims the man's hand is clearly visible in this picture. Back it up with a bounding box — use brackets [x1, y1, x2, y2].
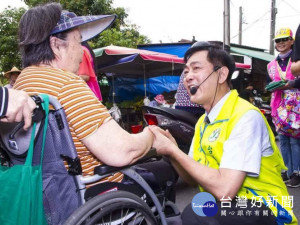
[0, 89, 36, 130]
[149, 126, 178, 156]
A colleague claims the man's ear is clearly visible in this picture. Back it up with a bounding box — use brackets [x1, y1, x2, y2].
[218, 66, 229, 84]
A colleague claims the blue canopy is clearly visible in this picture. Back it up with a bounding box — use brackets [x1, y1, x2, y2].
[138, 43, 191, 57]
[108, 76, 180, 102]
[96, 44, 191, 102]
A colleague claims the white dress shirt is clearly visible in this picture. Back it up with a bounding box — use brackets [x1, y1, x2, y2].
[188, 91, 273, 177]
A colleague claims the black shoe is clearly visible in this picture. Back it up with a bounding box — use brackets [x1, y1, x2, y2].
[281, 171, 290, 183]
[287, 173, 300, 188]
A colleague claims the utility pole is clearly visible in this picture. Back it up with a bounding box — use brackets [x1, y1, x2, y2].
[270, 0, 277, 55]
[223, 0, 231, 49]
[239, 6, 242, 45]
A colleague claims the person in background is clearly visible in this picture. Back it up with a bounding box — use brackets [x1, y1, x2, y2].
[291, 24, 300, 76]
[3, 66, 21, 89]
[175, 71, 205, 117]
[149, 94, 170, 107]
[239, 82, 256, 104]
[150, 41, 297, 225]
[77, 41, 103, 101]
[290, 24, 300, 87]
[0, 87, 36, 130]
[267, 28, 300, 188]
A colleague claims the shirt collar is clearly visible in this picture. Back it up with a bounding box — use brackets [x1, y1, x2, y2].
[276, 49, 292, 61]
[206, 91, 231, 123]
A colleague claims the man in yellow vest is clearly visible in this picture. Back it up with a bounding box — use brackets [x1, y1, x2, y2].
[150, 42, 297, 225]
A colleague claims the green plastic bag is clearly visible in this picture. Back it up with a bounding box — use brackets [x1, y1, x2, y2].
[0, 94, 49, 225]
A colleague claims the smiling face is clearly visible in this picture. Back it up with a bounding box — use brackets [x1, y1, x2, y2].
[275, 37, 294, 54]
[183, 50, 219, 108]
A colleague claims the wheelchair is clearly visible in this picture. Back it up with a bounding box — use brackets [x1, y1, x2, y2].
[0, 95, 181, 225]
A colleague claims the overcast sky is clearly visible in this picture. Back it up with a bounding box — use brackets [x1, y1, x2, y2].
[2, 0, 300, 51]
[112, 0, 300, 51]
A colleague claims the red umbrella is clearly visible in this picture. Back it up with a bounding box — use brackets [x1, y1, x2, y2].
[94, 45, 250, 75]
[97, 53, 184, 77]
[94, 45, 184, 73]
[94, 45, 251, 96]
[95, 45, 185, 96]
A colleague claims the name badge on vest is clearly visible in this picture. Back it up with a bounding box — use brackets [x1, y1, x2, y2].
[208, 128, 221, 142]
[268, 65, 276, 78]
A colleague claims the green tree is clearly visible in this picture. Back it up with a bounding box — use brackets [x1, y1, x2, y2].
[0, 0, 150, 85]
[23, 0, 150, 48]
[24, 0, 127, 29]
[94, 26, 150, 48]
[0, 7, 26, 85]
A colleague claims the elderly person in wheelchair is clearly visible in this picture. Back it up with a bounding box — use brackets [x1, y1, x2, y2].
[0, 3, 179, 225]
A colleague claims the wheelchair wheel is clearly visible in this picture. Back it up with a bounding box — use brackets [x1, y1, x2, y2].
[64, 190, 158, 225]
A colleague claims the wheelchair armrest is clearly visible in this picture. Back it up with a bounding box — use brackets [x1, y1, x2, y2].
[94, 148, 160, 176]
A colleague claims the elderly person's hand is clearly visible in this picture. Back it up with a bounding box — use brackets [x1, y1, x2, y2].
[0, 89, 36, 130]
[149, 126, 178, 156]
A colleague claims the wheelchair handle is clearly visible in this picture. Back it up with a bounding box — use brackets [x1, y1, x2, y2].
[8, 95, 45, 140]
[30, 95, 45, 123]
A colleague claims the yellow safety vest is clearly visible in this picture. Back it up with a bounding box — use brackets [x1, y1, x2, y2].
[193, 90, 297, 225]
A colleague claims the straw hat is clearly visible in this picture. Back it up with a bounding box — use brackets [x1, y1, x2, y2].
[4, 66, 21, 79]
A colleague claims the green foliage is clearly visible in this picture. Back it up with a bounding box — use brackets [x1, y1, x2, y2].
[22, 0, 150, 49]
[0, 0, 150, 83]
[93, 26, 150, 48]
[23, 0, 127, 30]
[106, 96, 144, 111]
[0, 7, 26, 84]
[131, 97, 145, 112]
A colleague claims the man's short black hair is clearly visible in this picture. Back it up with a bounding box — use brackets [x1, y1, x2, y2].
[184, 41, 236, 86]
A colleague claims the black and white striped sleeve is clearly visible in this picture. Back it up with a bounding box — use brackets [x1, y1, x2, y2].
[0, 87, 8, 117]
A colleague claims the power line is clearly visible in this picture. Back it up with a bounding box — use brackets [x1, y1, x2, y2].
[231, 9, 271, 39]
[247, 13, 300, 22]
[281, 0, 300, 14]
[231, 0, 286, 40]
[277, 14, 300, 19]
[229, 0, 240, 15]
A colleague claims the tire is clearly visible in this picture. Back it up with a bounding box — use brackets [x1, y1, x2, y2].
[64, 190, 158, 225]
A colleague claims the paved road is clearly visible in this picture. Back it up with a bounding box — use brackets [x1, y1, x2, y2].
[175, 177, 300, 220]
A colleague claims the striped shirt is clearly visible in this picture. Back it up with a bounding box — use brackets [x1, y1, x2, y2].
[14, 66, 123, 182]
[0, 87, 8, 117]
